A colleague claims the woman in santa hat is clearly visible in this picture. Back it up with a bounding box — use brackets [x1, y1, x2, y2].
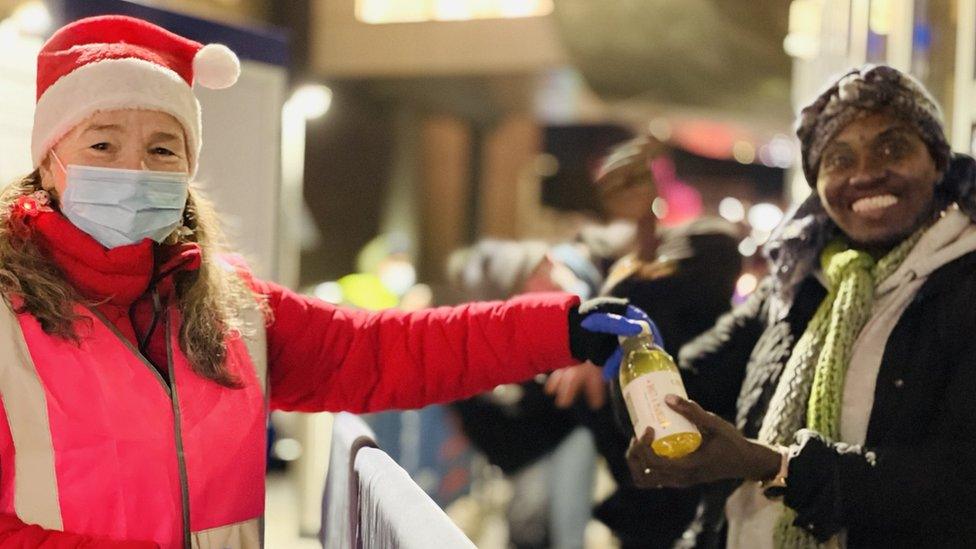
[0, 15, 648, 548]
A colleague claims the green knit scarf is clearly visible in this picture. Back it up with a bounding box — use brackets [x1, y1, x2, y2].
[764, 226, 926, 549]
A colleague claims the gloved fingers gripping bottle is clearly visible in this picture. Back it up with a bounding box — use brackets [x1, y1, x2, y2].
[618, 321, 701, 459]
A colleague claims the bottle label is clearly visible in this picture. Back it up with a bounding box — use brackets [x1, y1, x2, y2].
[622, 371, 698, 441]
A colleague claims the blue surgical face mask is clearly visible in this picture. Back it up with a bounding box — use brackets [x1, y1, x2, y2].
[52, 152, 189, 249]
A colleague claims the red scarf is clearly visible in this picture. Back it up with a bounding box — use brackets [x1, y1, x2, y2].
[29, 210, 201, 369]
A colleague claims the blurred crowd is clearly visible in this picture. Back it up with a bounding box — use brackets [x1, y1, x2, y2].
[295, 131, 745, 548]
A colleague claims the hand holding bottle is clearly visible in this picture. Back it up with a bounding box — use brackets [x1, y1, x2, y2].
[625, 395, 782, 488]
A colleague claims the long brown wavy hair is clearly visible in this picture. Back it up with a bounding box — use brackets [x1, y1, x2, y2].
[0, 170, 261, 387]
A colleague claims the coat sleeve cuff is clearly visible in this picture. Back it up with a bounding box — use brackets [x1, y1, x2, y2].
[784, 429, 880, 542]
[509, 292, 581, 373]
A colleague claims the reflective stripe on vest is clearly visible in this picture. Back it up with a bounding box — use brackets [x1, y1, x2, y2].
[0, 293, 269, 549]
[0, 300, 62, 530]
[191, 517, 261, 549]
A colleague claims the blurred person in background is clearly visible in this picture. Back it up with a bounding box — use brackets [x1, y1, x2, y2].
[546, 136, 742, 548]
[594, 136, 743, 362]
[568, 135, 664, 279]
[447, 239, 604, 549]
[0, 15, 652, 548]
[627, 65, 976, 548]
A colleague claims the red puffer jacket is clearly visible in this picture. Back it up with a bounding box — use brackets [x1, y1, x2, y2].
[0, 211, 579, 547]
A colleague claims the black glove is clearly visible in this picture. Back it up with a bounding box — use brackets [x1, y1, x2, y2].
[568, 297, 630, 365]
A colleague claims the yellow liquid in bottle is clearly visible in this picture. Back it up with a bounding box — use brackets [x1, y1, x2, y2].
[619, 332, 701, 459]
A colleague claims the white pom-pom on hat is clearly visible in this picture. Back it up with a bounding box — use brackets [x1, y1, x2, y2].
[193, 43, 240, 89]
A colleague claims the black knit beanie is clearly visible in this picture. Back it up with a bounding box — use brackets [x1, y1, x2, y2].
[796, 64, 951, 185]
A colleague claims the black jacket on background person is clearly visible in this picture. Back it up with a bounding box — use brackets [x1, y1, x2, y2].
[581, 219, 742, 549]
[452, 380, 578, 474]
[677, 250, 976, 548]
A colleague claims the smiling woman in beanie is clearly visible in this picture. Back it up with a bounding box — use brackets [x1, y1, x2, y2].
[625, 65, 976, 548]
[0, 15, 651, 549]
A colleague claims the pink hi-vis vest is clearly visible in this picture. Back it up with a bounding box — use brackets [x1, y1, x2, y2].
[0, 292, 268, 549]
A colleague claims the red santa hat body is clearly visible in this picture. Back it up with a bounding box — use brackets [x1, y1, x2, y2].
[31, 15, 241, 176]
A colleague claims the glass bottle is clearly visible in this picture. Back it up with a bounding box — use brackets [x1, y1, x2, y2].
[619, 322, 701, 459]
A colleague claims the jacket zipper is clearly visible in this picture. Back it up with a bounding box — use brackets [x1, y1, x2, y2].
[86, 291, 192, 547]
[165, 309, 193, 549]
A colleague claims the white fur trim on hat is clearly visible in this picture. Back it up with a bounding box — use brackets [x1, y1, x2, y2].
[194, 44, 240, 90]
[31, 58, 202, 175]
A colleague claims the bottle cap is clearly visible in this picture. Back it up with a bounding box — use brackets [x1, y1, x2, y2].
[636, 320, 651, 335]
[620, 320, 653, 346]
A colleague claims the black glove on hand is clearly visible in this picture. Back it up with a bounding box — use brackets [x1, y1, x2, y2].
[568, 297, 630, 365]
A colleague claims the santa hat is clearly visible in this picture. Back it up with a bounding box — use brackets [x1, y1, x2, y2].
[31, 15, 241, 176]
